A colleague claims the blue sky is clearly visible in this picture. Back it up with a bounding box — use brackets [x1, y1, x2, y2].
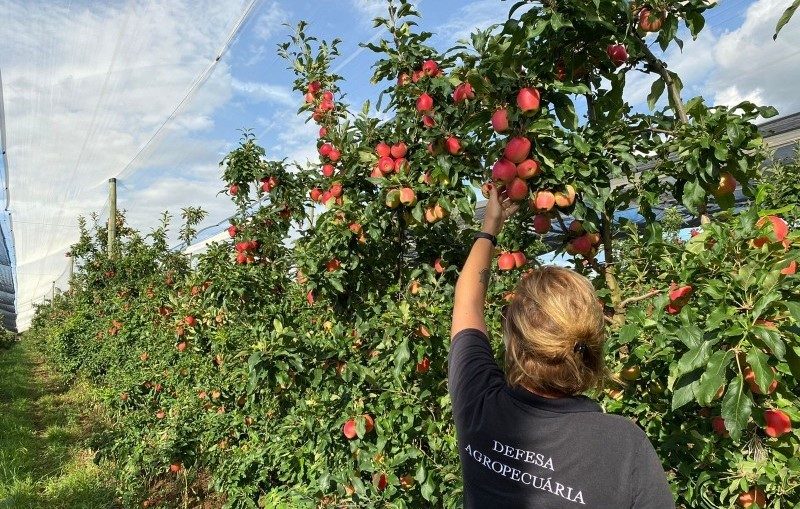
[1, 0, 798, 326]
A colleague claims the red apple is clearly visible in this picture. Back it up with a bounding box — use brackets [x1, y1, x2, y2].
[533, 214, 551, 234]
[328, 148, 341, 162]
[391, 142, 407, 158]
[378, 156, 395, 174]
[304, 92, 315, 104]
[326, 258, 341, 272]
[376, 142, 391, 157]
[319, 126, 328, 137]
[321, 164, 334, 178]
[416, 357, 430, 373]
[512, 251, 527, 268]
[229, 184, 239, 196]
[322, 90, 334, 102]
[638, 8, 664, 32]
[754, 215, 789, 247]
[319, 143, 333, 157]
[416, 93, 434, 112]
[715, 172, 737, 196]
[330, 183, 343, 198]
[492, 158, 518, 183]
[421, 59, 439, 76]
[156, 410, 166, 419]
[453, 82, 474, 102]
[568, 235, 593, 257]
[399, 187, 417, 206]
[554, 185, 576, 208]
[184, 315, 197, 327]
[177, 341, 187, 352]
[342, 419, 357, 439]
[422, 115, 436, 128]
[374, 473, 388, 492]
[607, 44, 628, 67]
[227, 225, 238, 238]
[516, 159, 541, 179]
[532, 190, 555, 211]
[491, 108, 509, 132]
[498, 252, 516, 271]
[394, 158, 409, 173]
[306, 290, 315, 306]
[434, 258, 446, 274]
[763, 409, 791, 438]
[307, 81, 321, 94]
[169, 462, 182, 474]
[506, 178, 529, 201]
[445, 136, 461, 155]
[737, 488, 766, 508]
[712, 416, 729, 437]
[516, 87, 541, 113]
[781, 260, 797, 275]
[504, 137, 531, 163]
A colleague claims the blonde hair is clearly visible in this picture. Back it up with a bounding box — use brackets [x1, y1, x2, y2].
[503, 266, 606, 396]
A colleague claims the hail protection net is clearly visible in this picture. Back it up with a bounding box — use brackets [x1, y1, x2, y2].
[0, 0, 272, 330]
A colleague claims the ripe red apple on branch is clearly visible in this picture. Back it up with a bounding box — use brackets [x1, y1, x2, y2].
[516, 87, 541, 113]
[491, 108, 509, 132]
[714, 171, 737, 196]
[737, 488, 766, 508]
[763, 409, 791, 438]
[533, 214, 551, 234]
[607, 43, 629, 67]
[453, 82, 474, 103]
[666, 284, 693, 314]
[492, 159, 517, 183]
[516, 159, 540, 179]
[753, 215, 789, 248]
[416, 93, 434, 112]
[504, 136, 532, 163]
[638, 8, 664, 32]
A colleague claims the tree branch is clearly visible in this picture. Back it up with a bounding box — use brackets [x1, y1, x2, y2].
[639, 42, 688, 124]
[618, 289, 661, 309]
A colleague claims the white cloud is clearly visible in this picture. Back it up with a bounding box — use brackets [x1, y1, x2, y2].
[708, 0, 800, 112]
[433, 0, 509, 45]
[253, 1, 290, 40]
[625, 0, 800, 114]
[231, 78, 295, 105]
[351, 0, 389, 24]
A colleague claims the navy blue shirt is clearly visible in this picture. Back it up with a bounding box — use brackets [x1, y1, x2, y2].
[448, 329, 675, 508]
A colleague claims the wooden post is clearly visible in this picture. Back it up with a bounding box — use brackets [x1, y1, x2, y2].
[51, 281, 55, 307]
[67, 255, 74, 294]
[108, 178, 117, 257]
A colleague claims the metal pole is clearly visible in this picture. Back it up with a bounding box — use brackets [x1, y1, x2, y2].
[51, 281, 55, 307]
[108, 178, 117, 258]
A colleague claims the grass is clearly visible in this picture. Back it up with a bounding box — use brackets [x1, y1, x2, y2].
[0, 339, 119, 509]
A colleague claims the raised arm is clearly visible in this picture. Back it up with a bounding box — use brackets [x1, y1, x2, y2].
[451, 185, 518, 339]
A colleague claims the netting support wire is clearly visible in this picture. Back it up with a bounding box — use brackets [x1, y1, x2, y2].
[109, 0, 264, 184]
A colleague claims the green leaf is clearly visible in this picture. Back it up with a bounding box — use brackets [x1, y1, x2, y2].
[553, 96, 578, 130]
[677, 341, 714, 376]
[696, 350, 733, 406]
[647, 79, 665, 110]
[751, 291, 780, 320]
[393, 338, 410, 376]
[784, 301, 800, 323]
[671, 373, 700, 411]
[720, 377, 752, 441]
[617, 323, 638, 344]
[752, 326, 786, 361]
[676, 324, 703, 349]
[774, 0, 800, 40]
[745, 349, 773, 394]
[681, 180, 706, 215]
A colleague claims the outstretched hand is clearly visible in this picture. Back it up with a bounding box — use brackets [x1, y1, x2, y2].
[481, 183, 519, 236]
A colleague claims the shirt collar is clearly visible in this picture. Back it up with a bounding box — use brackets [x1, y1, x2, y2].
[504, 385, 602, 414]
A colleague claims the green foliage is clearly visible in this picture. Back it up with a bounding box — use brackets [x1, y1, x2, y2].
[25, 1, 800, 508]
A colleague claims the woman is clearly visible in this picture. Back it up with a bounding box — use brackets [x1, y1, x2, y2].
[449, 186, 674, 508]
